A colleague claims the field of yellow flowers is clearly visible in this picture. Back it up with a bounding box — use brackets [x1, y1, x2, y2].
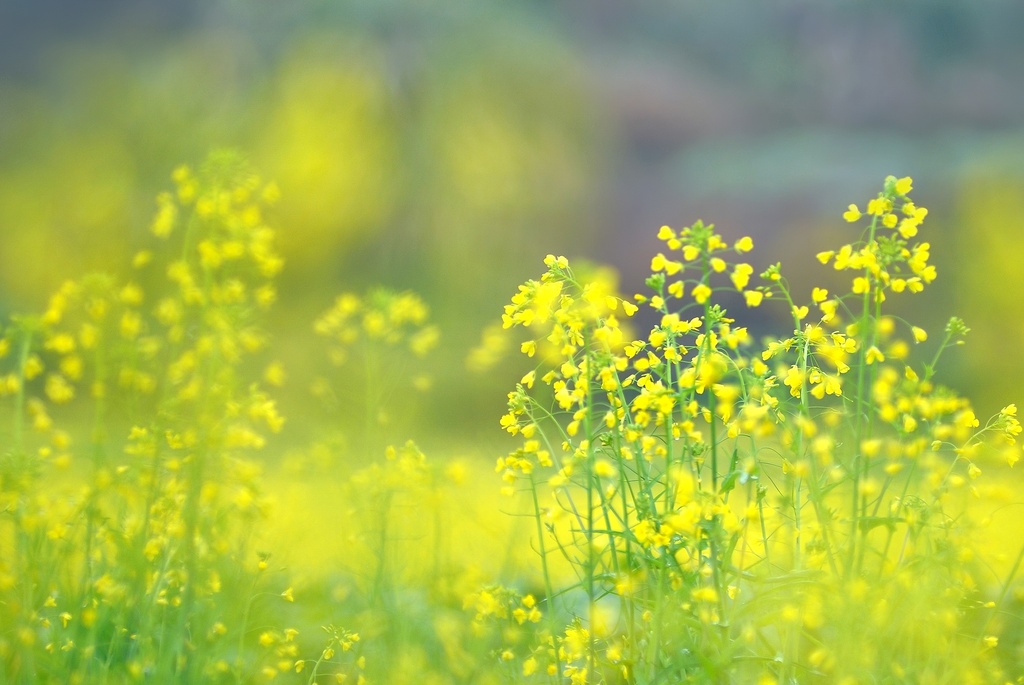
[2, 154, 1023, 684]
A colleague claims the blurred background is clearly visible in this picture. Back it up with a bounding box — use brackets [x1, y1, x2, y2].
[2, 0, 1023, 449]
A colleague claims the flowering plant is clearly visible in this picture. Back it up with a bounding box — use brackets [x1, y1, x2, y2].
[497, 176, 1021, 683]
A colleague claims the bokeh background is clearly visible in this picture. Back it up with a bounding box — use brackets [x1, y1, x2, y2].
[2, 0, 1024, 574]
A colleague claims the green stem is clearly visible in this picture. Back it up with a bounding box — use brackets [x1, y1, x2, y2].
[582, 347, 598, 682]
[527, 471, 563, 679]
[980, 540, 1024, 641]
[847, 213, 880, 577]
[12, 325, 32, 456]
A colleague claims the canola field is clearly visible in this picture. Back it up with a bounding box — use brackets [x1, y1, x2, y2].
[1, 158, 1023, 684]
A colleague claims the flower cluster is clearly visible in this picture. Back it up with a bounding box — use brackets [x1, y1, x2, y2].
[463, 584, 554, 679]
[496, 176, 1019, 683]
[310, 287, 440, 453]
[315, 288, 440, 365]
[295, 625, 365, 684]
[0, 153, 292, 683]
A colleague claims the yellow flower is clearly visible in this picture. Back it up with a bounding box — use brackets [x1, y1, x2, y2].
[894, 176, 913, 195]
[744, 290, 764, 307]
[897, 219, 919, 239]
[867, 197, 892, 216]
[734, 236, 754, 253]
[730, 264, 753, 290]
[151, 192, 177, 238]
[842, 204, 861, 222]
[783, 366, 805, 397]
[594, 459, 617, 478]
[865, 346, 885, 364]
[692, 283, 712, 304]
[651, 253, 681, 275]
[45, 374, 75, 404]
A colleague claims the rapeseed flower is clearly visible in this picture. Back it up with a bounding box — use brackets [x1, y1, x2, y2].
[496, 175, 1016, 685]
